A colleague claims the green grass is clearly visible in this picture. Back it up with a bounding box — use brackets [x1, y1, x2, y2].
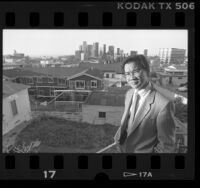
[15, 115, 118, 152]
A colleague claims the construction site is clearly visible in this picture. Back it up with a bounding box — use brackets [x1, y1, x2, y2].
[30, 90, 92, 113]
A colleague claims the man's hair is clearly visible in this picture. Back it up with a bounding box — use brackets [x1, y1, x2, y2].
[121, 55, 150, 74]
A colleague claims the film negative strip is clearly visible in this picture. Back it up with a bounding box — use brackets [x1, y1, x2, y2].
[0, 1, 195, 181]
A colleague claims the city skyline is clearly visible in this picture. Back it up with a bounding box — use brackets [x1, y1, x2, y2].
[3, 30, 188, 57]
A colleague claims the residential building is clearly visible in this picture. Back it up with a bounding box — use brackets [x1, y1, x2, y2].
[156, 64, 188, 87]
[103, 70, 126, 88]
[13, 50, 24, 58]
[79, 61, 124, 82]
[3, 63, 27, 70]
[3, 81, 31, 135]
[3, 67, 104, 100]
[82, 87, 129, 126]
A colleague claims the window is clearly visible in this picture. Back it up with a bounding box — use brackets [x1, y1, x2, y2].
[28, 88, 36, 95]
[105, 73, 109, 78]
[48, 77, 53, 83]
[50, 89, 55, 96]
[99, 112, 106, 118]
[75, 80, 85, 89]
[112, 74, 115, 78]
[58, 78, 66, 85]
[69, 80, 74, 89]
[10, 100, 18, 116]
[38, 88, 45, 95]
[33, 77, 37, 82]
[21, 77, 26, 83]
[53, 77, 57, 83]
[37, 77, 42, 83]
[42, 77, 48, 83]
[26, 77, 33, 84]
[91, 80, 97, 88]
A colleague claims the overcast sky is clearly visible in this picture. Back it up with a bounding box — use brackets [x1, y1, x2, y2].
[3, 30, 188, 57]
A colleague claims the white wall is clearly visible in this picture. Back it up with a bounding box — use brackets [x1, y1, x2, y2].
[104, 72, 115, 78]
[3, 89, 32, 135]
[82, 105, 124, 126]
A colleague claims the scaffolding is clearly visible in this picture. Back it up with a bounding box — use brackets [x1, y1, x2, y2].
[30, 89, 91, 112]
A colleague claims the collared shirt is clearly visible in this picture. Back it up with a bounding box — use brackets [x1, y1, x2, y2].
[126, 82, 152, 134]
[130, 81, 152, 117]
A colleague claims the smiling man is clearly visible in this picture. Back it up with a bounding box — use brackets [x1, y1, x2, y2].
[114, 55, 176, 153]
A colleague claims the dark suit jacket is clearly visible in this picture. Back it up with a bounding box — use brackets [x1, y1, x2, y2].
[114, 83, 176, 153]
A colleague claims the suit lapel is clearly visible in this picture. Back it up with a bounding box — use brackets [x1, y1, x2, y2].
[127, 88, 156, 137]
[119, 89, 134, 137]
[121, 89, 134, 125]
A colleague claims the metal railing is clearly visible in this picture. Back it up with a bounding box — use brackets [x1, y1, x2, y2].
[96, 142, 118, 153]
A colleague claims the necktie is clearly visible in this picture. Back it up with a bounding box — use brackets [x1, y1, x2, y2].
[127, 92, 140, 133]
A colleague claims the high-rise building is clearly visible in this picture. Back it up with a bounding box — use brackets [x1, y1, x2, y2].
[120, 50, 124, 56]
[83, 41, 88, 60]
[75, 50, 81, 60]
[144, 49, 148, 56]
[99, 47, 103, 57]
[80, 52, 84, 61]
[108, 46, 114, 56]
[93, 42, 99, 57]
[170, 48, 186, 64]
[91, 45, 95, 57]
[159, 48, 186, 64]
[159, 48, 169, 64]
[103, 44, 106, 55]
[83, 41, 87, 52]
[117, 48, 120, 55]
[79, 45, 83, 51]
[87, 45, 93, 58]
[130, 51, 137, 56]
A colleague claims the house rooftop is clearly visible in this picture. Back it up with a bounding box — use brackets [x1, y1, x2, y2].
[107, 85, 131, 93]
[83, 68, 104, 79]
[156, 72, 187, 77]
[165, 64, 187, 71]
[84, 88, 129, 107]
[3, 80, 30, 98]
[25, 66, 89, 77]
[3, 68, 46, 78]
[3, 67, 104, 79]
[79, 62, 123, 73]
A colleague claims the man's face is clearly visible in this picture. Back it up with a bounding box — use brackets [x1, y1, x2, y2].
[124, 62, 149, 90]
